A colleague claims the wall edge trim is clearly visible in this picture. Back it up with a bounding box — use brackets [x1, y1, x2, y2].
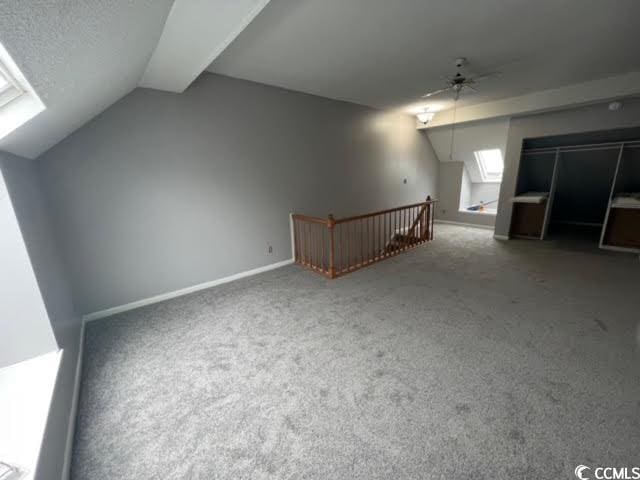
[60, 321, 85, 480]
[83, 259, 294, 322]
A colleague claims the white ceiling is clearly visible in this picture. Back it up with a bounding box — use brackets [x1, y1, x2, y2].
[0, 0, 174, 159]
[2, 0, 640, 159]
[140, 0, 270, 93]
[209, 0, 640, 114]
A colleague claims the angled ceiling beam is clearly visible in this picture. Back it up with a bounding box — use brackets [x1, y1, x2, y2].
[139, 0, 270, 93]
[424, 72, 640, 129]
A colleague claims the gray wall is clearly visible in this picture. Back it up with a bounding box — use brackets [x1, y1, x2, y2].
[469, 182, 501, 209]
[0, 153, 82, 480]
[428, 117, 509, 227]
[37, 73, 438, 315]
[436, 162, 495, 227]
[0, 156, 57, 367]
[496, 98, 640, 237]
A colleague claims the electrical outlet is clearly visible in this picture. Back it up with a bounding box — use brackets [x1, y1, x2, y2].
[268, 245, 273, 254]
[403, 178, 407, 184]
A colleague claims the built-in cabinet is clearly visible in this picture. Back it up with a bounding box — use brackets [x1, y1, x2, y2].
[510, 130, 640, 254]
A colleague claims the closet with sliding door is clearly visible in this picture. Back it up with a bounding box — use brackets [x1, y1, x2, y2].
[510, 127, 640, 255]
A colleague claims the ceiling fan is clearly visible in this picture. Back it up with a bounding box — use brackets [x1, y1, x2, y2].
[421, 58, 499, 100]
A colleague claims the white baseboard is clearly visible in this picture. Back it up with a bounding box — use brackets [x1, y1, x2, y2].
[83, 259, 294, 322]
[61, 320, 85, 480]
[493, 234, 510, 240]
[435, 219, 495, 230]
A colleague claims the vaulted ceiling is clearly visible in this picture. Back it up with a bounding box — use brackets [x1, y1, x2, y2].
[0, 0, 270, 159]
[0, 0, 174, 159]
[210, 0, 640, 114]
[1, 0, 639, 159]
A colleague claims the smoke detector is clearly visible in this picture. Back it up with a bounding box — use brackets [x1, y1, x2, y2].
[608, 101, 622, 111]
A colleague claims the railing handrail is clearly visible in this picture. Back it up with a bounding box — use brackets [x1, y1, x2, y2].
[290, 213, 327, 224]
[293, 199, 437, 226]
[292, 196, 436, 279]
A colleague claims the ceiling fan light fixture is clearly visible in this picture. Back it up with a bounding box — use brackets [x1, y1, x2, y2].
[417, 110, 435, 124]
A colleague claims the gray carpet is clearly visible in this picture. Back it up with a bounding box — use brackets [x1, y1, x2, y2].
[72, 224, 640, 479]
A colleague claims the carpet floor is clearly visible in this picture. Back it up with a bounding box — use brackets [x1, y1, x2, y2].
[72, 224, 640, 479]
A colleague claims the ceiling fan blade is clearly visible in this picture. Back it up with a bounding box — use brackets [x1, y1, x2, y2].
[471, 71, 501, 82]
[463, 84, 478, 93]
[421, 86, 454, 98]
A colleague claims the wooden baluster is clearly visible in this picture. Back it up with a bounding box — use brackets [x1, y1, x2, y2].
[308, 223, 311, 267]
[387, 211, 391, 255]
[308, 222, 313, 267]
[365, 216, 369, 264]
[390, 211, 393, 253]
[371, 216, 375, 261]
[383, 213, 387, 256]
[298, 219, 302, 261]
[346, 222, 350, 271]
[376, 214, 380, 260]
[301, 221, 306, 265]
[416, 206, 420, 241]
[373, 216, 376, 261]
[407, 207, 411, 246]
[401, 208, 405, 250]
[430, 200, 434, 240]
[293, 219, 298, 262]
[348, 222, 351, 269]
[360, 219, 363, 266]
[309, 223, 313, 268]
[320, 223, 324, 274]
[411, 207, 415, 245]
[409, 208, 412, 246]
[416, 206, 420, 243]
[401, 208, 405, 249]
[321, 225, 324, 270]
[426, 196, 432, 241]
[327, 214, 335, 278]
[408, 207, 411, 246]
[336, 223, 341, 274]
[379, 214, 383, 259]
[393, 210, 397, 253]
[303, 222, 307, 266]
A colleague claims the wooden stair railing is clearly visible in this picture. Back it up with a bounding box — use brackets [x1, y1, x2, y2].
[292, 196, 436, 278]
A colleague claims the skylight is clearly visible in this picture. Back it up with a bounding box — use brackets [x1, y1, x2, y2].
[0, 41, 45, 141]
[474, 149, 504, 182]
[0, 64, 23, 108]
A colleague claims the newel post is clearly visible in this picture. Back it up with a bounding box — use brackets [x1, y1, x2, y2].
[327, 214, 336, 279]
[426, 196, 434, 240]
[426, 196, 432, 241]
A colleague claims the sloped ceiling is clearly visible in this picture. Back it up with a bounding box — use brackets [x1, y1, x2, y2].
[209, 0, 640, 114]
[140, 0, 270, 93]
[427, 117, 510, 185]
[0, 0, 174, 159]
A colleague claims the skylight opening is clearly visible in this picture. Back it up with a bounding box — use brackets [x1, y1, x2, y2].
[0, 63, 23, 108]
[474, 149, 504, 182]
[0, 41, 45, 141]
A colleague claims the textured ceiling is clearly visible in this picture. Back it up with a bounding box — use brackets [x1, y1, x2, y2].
[209, 0, 640, 113]
[0, 0, 174, 159]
